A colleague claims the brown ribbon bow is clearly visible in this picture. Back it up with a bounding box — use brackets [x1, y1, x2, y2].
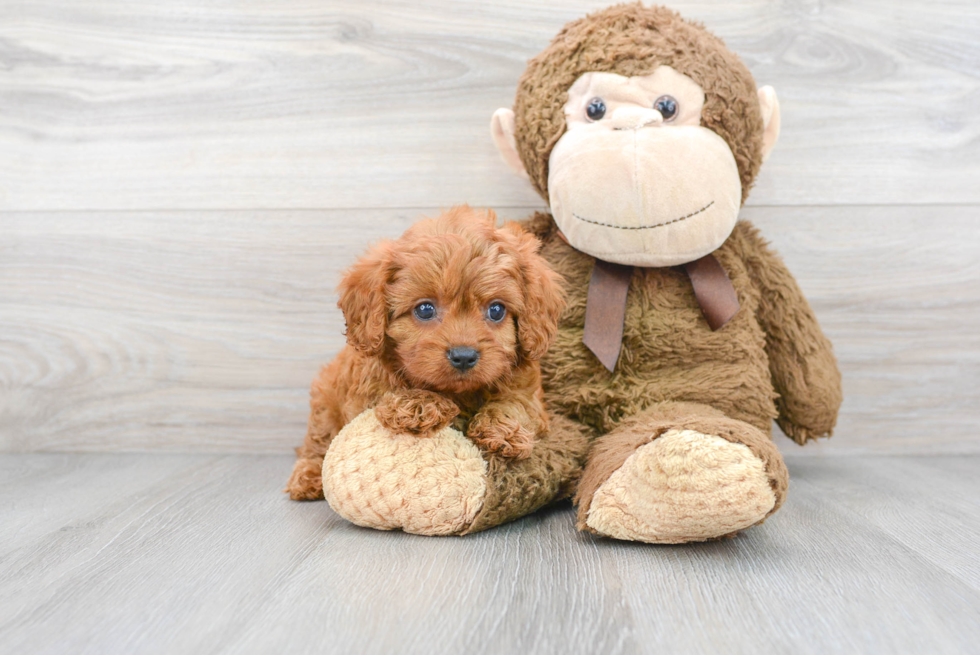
[582, 255, 740, 372]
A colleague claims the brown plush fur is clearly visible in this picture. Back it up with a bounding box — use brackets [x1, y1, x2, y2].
[499, 4, 842, 536]
[513, 3, 764, 205]
[523, 212, 842, 444]
[286, 206, 565, 500]
[464, 414, 594, 534]
[519, 212, 841, 530]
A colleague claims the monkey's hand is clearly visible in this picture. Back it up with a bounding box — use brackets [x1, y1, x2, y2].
[467, 406, 535, 459]
[738, 222, 842, 444]
[374, 390, 460, 436]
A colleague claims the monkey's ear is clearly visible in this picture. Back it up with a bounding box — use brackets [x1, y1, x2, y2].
[490, 108, 530, 180]
[337, 243, 393, 356]
[758, 86, 781, 162]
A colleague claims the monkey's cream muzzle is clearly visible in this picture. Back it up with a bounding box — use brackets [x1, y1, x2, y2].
[545, 67, 743, 268]
[548, 123, 741, 267]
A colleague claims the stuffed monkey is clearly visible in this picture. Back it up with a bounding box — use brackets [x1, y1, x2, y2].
[318, 3, 842, 543]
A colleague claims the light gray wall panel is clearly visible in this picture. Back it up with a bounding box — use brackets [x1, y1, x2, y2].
[0, 0, 977, 210]
[2, 206, 976, 454]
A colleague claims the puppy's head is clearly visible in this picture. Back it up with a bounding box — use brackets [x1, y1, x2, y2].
[338, 205, 564, 393]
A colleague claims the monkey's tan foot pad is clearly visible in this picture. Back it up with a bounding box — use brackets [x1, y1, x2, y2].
[322, 409, 488, 536]
[585, 429, 776, 544]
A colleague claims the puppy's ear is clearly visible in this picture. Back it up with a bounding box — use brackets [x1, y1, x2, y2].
[337, 242, 395, 356]
[504, 223, 565, 361]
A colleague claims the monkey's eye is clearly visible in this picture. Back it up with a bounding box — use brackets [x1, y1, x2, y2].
[654, 95, 678, 121]
[486, 302, 506, 323]
[586, 97, 606, 121]
[414, 302, 436, 321]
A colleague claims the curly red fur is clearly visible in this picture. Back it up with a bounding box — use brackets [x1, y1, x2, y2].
[374, 390, 460, 436]
[286, 206, 565, 500]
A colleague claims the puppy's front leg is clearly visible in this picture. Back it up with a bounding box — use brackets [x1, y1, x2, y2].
[374, 390, 460, 436]
[467, 394, 546, 460]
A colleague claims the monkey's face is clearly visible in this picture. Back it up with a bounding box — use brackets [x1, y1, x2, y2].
[546, 66, 741, 267]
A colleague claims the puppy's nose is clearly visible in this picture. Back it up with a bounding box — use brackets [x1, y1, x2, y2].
[447, 346, 480, 372]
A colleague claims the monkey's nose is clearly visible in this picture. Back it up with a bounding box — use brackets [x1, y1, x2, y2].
[611, 107, 663, 131]
[447, 347, 480, 372]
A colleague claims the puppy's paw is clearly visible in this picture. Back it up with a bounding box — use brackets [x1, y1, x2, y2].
[467, 413, 535, 459]
[286, 457, 325, 500]
[375, 390, 460, 436]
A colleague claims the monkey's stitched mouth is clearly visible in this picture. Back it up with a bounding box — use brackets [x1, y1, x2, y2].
[570, 200, 714, 230]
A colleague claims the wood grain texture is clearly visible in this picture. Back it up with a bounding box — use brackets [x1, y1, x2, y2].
[0, 453, 978, 655]
[2, 4, 977, 648]
[0, 0, 977, 211]
[749, 206, 980, 456]
[2, 205, 978, 454]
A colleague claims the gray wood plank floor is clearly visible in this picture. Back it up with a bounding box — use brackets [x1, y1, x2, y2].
[1, 453, 978, 655]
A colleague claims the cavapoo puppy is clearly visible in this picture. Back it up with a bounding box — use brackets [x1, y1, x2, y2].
[286, 205, 565, 500]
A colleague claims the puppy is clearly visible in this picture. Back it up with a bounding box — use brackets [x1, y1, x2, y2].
[286, 205, 565, 500]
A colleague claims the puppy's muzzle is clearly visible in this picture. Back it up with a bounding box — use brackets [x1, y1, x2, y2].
[447, 347, 480, 372]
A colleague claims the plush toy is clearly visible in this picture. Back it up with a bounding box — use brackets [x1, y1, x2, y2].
[310, 3, 842, 543]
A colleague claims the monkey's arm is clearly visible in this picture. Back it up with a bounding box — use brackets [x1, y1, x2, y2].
[735, 222, 842, 444]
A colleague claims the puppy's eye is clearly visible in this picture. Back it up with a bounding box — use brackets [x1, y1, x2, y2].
[654, 95, 678, 121]
[414, 302, 436, 321]
[586, 97, 606, 121]
[486, 302, 506, 323]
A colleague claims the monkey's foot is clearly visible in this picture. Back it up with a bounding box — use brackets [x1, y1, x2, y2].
[583, 429, 778, 543]
[322, 409, 488, 536]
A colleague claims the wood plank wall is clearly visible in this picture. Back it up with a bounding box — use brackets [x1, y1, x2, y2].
[1, 0, 978, 454]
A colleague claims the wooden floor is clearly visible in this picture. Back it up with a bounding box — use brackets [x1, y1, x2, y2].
[1, 453, 978, 655]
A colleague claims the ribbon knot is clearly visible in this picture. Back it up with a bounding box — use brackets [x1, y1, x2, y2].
[582, 255, 740, 372]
